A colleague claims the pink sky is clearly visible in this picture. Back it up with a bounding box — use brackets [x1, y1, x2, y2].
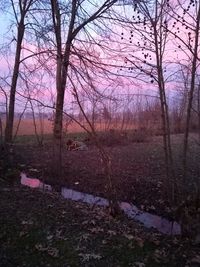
[0, 0, 199, 114]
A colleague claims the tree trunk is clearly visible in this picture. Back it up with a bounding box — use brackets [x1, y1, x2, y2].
[153, 15, 175, 203]
[52, 88, 65, 180]
[198, 85, 200, 142]
[51, 0, 76, 181]
[183, 4, 200, 182]
[5, 19, 25, 144]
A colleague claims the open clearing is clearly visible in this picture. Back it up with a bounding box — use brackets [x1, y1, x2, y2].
[1, 133, 200, 266]
[2, 118, 136, 136]
[13, 133, 200, 219]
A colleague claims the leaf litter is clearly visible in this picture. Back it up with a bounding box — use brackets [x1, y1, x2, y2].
[0, 184, 200, 266]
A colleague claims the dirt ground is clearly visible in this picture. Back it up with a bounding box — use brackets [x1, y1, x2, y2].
[12, 133, 200, 221]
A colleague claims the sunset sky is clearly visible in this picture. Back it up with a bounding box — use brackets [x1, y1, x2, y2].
[0, 0, 199, 114]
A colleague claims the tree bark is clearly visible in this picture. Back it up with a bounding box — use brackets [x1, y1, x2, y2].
[153, 17, 175, 203]
[50, 0, 117, 181]
[5, 18, 25, 144]
[51, 0, 76, 180]
[183, 4, 200, 182]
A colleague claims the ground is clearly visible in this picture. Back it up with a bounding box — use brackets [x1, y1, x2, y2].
[13, 133, 200, 220]
[0, 184, 200, 267]
[1, 133, 200, 266]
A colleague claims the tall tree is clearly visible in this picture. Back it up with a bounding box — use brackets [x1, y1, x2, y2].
[49, 0, 117, 178]
[178, 1, 200, 180]
[117, 0, 176, 202]
[4, 0, 37, 144]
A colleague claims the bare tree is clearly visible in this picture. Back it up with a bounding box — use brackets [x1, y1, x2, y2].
[181, 2, 200, 180]
[49, 0, 117, 179]
[4, 0, 38, 144]
[116, 0, 176, 202]
[160, 0, 200, 181]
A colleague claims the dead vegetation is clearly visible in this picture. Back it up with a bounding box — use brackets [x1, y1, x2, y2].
[0, 183, 200, 267]
[2, 134, 196, 235]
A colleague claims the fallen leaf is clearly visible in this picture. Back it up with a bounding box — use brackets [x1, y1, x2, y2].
[46, 235, 53, 241]
[191, 255, 200, 264]
[123, 234, 134, 240]
[107, 230, 117, 236]
[35, 243, 47, 252]
[21, 220, 33, 225]
[135, 237, 144, 248]
[47, 247, 59, 258]
[19, 231, 28, 237]
[78, 253, 102, 262]
[89, 227, 104, 234]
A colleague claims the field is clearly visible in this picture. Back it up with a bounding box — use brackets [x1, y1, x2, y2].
[2, 118, 137, 136]
[1, 131, 200, 266]
[12, 132, 200, 219]
[4, 118, 85, 136]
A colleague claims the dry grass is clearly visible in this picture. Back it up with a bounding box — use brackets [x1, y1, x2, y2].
[2, 118, 137, 136]
[2, 119, 86, 136]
